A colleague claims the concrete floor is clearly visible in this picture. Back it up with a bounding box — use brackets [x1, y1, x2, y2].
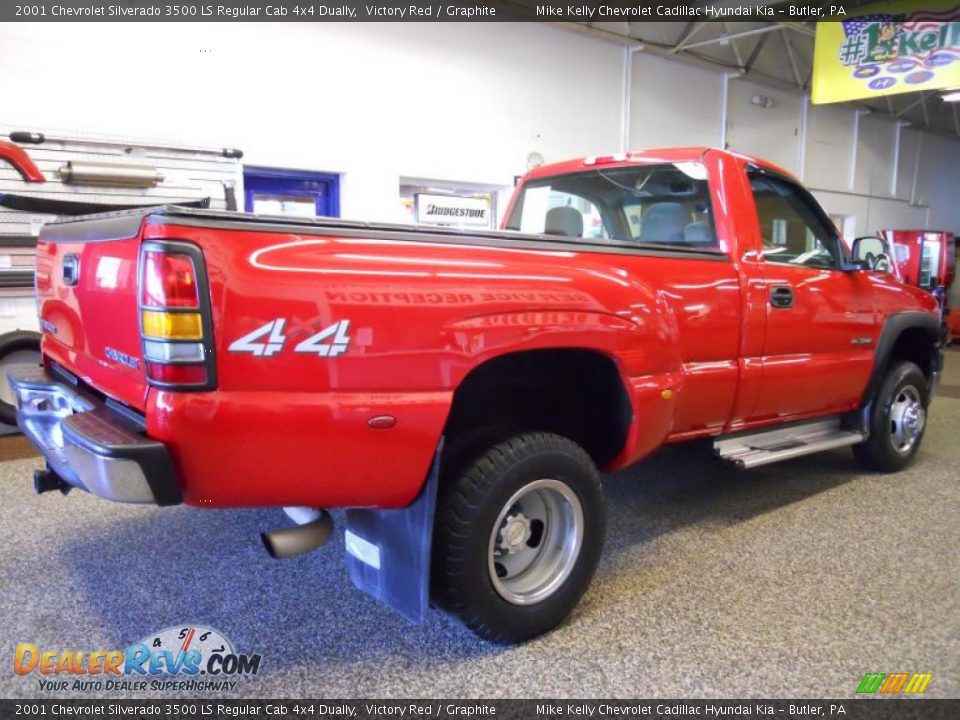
[1, 353, 957, 699]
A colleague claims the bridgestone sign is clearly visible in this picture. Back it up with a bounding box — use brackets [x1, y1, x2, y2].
[415, 193, 492, 228]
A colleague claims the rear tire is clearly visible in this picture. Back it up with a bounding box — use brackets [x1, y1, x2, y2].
[853, 360, 929, 473]
[431, 432, 605, 644]
[0, 330, 41, 426]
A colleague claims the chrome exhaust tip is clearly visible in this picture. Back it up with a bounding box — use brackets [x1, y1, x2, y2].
[261, 508, 333, 559]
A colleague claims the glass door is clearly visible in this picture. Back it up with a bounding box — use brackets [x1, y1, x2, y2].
[244, 167, 340, 218]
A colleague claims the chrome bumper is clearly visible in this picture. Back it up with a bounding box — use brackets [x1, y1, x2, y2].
[6, 364, 181, 505]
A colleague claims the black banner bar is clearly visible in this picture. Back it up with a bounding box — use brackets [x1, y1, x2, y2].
[0, 700, 956, 720]
[0, 1, 852, 23]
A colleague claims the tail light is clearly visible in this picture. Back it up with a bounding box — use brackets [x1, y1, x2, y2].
[138, 241, 216, 390]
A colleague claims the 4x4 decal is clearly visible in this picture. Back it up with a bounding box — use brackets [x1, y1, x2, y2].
[229, 319, 351, 358]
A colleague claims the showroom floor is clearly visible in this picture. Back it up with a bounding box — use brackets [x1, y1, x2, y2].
[1, 353, 957, 699]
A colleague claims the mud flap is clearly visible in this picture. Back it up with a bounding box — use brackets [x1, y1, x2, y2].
[344, 440, 442, 623]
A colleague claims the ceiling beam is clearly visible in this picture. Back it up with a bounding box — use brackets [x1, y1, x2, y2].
[744, 32, 771, 74]
[894, 95, 926, 118]
[670, 22, 708, 53]
[781, 28, 803, 88]
[680, 24, 784, 52]
[556, 22, 960, 142]
[723, 22, 745, 69]
[777, 22, 816, 37]
[670, 21, 697, 50]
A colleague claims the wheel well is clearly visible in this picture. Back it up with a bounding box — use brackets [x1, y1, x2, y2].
[442, 349, 632, 471]
[888, 326, 939, 380]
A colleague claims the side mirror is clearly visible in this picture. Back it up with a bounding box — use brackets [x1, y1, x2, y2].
[851, 236, 893, 273]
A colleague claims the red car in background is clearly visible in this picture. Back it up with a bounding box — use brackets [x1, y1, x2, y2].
[878, 230, 956, 295]
[870, 230, 957, 343]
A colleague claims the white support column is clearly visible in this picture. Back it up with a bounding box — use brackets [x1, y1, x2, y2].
[798, 93, 809, 181]
[911, 131, 923, 205]
[849, 111, 861, 191]
[720, 72, 730, 149]
[891, 121, 902, 197]
[621, 45, 632, 154]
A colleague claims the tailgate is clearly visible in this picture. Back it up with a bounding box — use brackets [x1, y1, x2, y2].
[36, 213, 149, 411]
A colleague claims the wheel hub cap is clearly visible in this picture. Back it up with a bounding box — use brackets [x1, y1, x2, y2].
[499, 513, 532, 553]
[904, 404, 926, 438]
[487, 478, 584, 606]
[890, 385, 925, 454]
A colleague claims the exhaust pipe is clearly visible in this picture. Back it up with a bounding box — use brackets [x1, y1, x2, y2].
[261, 507, 333, 559]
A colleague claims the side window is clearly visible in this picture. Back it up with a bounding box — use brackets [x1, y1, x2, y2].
[748, 172, 842, 269]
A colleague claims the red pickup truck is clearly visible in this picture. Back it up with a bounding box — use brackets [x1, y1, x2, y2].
[8, 147, 942, 643]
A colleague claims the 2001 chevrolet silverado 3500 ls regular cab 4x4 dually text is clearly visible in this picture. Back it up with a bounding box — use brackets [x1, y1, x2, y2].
[7, 148, 942, 643]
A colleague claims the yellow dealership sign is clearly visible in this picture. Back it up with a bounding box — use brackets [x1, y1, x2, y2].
[812, 2, 960, 104]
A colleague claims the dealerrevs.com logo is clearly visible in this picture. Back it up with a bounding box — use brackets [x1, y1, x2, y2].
[14, 625, 262, 693]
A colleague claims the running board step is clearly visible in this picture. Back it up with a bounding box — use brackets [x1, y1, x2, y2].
[714, 418, 865, 469]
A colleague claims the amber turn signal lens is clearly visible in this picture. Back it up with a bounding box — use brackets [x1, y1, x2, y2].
[141, 310, 203, 340]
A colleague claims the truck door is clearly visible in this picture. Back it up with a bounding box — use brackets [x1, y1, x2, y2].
[746, 168, 878, 421]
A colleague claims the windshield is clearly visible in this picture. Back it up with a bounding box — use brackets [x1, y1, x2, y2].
[506, 162, 718, 250]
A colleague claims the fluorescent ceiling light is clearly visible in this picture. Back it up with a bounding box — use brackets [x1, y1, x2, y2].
[941, 90, 960, 102]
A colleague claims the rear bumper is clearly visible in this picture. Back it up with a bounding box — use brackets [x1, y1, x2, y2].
[6, 364, 181, 505]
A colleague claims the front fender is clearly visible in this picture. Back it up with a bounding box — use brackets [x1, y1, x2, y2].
[861, 311, 942, 409]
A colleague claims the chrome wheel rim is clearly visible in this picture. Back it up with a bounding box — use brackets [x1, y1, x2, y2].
[487, 478, 584, 606]
[890, 385, 925, 455]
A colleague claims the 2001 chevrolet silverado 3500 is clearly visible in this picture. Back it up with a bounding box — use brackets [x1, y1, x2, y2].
[7, 147, 942, 643]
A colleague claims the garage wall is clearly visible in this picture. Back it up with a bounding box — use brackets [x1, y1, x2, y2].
[629, 52, 723, 149]
[804, 101, 854, 192]
[896, 127, 920, 201]
[0, 23, 624, 222]
[1, 22, 959, 233]
[626, 53, 960, 236]
[802, 108, 929, 237]
[726, 78, 804, 176]
[916, 132, 960, 231]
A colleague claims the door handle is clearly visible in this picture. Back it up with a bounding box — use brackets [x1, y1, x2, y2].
[769, 285, 794, 309]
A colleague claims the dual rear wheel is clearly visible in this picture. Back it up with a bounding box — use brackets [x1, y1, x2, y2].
[430, 432, 604, 644]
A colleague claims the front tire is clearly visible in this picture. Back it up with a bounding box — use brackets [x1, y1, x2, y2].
[431, 432, 605, 644]
[853, 360, 929, 472]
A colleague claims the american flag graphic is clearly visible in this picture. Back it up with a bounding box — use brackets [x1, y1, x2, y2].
[903, 8, 960, 32]
[842, 14, 904, 37]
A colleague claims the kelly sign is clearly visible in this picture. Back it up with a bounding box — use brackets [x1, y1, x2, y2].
[812, 0, 960, 104]
[415, 193, 492, 228]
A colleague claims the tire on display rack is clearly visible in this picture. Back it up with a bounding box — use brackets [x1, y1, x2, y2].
[430, 431, 605, 644]
[0, 330, 41, 427]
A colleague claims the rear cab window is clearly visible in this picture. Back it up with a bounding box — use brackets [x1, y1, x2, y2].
[506, 162, 719, 251]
